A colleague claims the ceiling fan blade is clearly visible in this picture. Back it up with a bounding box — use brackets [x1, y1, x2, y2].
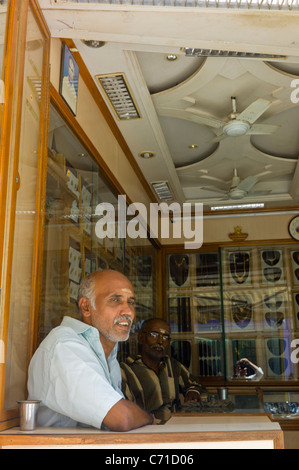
[200, 186, 227, 194]
[248, 189, 272, 196]
[185, 107, 224, 129]
[237, 98, 271, 124]
[236, 175, 258, 192]
[199, 174, 230, 188]
[252, 170, 272, 178]
[246, 123, 280, 135]
[211, 133, 227, 143]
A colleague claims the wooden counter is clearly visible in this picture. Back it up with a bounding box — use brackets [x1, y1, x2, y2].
[0, 415, 284, 449]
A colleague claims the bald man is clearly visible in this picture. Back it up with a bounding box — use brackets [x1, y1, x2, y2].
[28, 270, 154, 431]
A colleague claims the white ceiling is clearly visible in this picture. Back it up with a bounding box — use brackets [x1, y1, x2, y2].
[38, 0, 299, 212]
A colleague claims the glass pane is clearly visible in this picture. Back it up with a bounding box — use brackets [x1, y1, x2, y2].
[4, 4, 46, 409]
[221, 244, 299, 383]
[166, 252, 223, 377]
[40, 105, 157, 360]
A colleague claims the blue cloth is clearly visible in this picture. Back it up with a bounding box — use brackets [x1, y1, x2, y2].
[28, 316, 124, 429]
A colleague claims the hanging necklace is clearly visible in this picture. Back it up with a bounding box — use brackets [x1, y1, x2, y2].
[231, 253, 249, 284]
[262, 250, 280, 266]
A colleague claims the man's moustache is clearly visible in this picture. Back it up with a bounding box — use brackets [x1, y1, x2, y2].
[113, 316, 133, 327]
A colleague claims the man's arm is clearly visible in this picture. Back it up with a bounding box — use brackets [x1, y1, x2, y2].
[103, 398, 155, 432]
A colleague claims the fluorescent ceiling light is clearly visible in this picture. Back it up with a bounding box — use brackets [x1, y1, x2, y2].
[182, 48, 286, 59]
[211, 203, 265, 211]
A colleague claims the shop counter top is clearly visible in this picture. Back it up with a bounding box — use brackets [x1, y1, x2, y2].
[0, 414, 284, 449]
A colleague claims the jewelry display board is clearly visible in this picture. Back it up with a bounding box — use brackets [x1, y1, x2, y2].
[166, 252, 222, 378]
[166, 244, 299, 384]
[221, 245, 299, 383]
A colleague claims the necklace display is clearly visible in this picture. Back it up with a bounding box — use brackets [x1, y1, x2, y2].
[169, 254, 189, 287]
[292, 252, 299, 265]
[262, 250, 281, 266]
[231, 295, 252, 329]
[229, 252, 250, 284]
[264, 293, 283, 310]
[136, 255, 152, 288]
[196, 253, 219, 287]
[263, 267, 282, 283]
[265, 311, 284, 328]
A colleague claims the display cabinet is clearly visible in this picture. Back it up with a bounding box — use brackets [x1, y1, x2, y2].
[221, 245, 299, 383]
[165, 244, 299, 386]
[263, 390, 299, 417]
[166, 251, 223, 378]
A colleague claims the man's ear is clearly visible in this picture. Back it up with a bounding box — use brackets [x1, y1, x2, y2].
[78, 297, 92, 323]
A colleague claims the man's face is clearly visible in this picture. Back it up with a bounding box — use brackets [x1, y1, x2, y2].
[90, 273, 135, 345]
[139, 320, 171, 361]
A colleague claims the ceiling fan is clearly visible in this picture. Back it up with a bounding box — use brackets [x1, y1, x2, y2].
[185, 97, 280, 142]
[200, 168, 272, 200]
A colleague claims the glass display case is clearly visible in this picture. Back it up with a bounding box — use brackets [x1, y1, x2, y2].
[263, 390, 299, 418]
[166, 244, 299, 386]
[167, 251, 223, 378]
[40, 104, 157, 355]
[221, 245, 299, 383]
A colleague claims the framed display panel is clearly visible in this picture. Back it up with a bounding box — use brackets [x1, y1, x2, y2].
[171, 339, 193, 371]
[197, 337, 223, 377]
[195, 252, 219, 287]
[262, 289, 288, 332]
[193, 292, 222, 332]
[293, 291, 299, 330]
[68, 236, 82, 304]
[260, 248, 285, 286]
[134, 254, 153, 290]
[290, 249, 299, 286]
[59, 42, 79, 116]
[168, 253, 191, 288]
[226, 249, 252, 287]
[226, 291, 255, 332]
[168, 294, 192, 333]
[265, 337, 293, 379]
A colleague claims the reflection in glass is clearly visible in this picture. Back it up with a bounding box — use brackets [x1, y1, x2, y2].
[171, 340, 192, 369]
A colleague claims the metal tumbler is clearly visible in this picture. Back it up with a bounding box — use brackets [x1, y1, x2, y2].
[17, 400, 41, 431]
[217, 387, 228, 401]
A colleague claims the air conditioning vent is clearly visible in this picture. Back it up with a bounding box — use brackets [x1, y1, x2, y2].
[95, 73, 141, 120]
[182, 47, 286, 60]
[151, 181, 174, 201]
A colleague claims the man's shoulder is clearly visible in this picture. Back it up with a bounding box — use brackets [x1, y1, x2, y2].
[121, 354, 141, 367]
[37, 317, 85, 350]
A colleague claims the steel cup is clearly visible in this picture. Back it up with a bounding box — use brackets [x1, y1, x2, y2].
[17, 400, 41, 431]
[217, 387, 228, 401]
